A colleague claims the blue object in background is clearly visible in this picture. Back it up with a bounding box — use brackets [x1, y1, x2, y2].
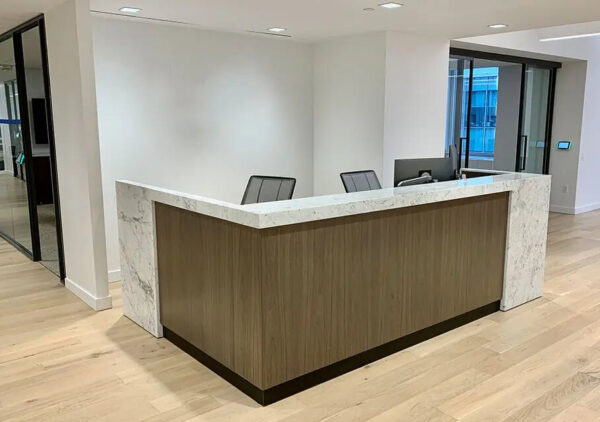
[0, 119, 21, 125]
[557, 141, 572, 151]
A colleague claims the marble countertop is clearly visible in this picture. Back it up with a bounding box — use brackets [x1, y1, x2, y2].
[116, 171, 550, 230]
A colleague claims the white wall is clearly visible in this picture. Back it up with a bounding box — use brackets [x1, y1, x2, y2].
[382, 32, 450, 186]
[45, 0, 111, 310]
[549, 61, 585, 211]
[459, 29, 600, 214]
[313, 32, 386, 195]
[92, 16, 314, 275]
[574, 57, 600, 213]
[93, 21, 454, 276]
[313, 31, 451, 192]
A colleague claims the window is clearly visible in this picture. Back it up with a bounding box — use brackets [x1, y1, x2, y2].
[466, 68, 498, 158]
[445, 64, 499, 160]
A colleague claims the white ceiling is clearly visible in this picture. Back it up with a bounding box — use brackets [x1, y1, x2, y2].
[2, 0, 600, 43]
[87, 0, 600, 42]
[0, 0, 65, 35]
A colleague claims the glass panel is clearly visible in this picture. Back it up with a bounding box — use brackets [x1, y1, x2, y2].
[22, 25, 60, 275]
[468, 65, 498, 164]
[521, 66, 550, 174]
[0, 36, 32, 252]
[444, 56, 471, 169]
[467, 59, 522, 171]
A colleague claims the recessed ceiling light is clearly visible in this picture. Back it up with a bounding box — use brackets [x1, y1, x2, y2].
[379, 2, 403, 9]
[268, 27, 287, 33]
[119, 7, 141, 13]
[540, 32, 600, 42]
[488, 24, 508, 29]
[363, 7, 375, 12]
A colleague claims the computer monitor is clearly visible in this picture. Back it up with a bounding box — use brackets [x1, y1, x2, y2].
[394, 157, 456, 187]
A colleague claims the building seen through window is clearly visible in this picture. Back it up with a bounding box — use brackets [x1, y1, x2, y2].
[462, 67, 498, 159]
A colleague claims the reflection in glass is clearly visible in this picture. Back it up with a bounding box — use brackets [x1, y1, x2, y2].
[22, 26, 61, 275]
[445, 56, 471, 169]
[0, 36, 33, 252]
[521, 67, 550, 174]
[466, 67, 498, 158]
[446, 57, 526, 172]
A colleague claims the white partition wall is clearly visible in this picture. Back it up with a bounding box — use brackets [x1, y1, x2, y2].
[382, 32, 450, 186]
[313, 33, 386, 196]
[45, 0, 111, 310]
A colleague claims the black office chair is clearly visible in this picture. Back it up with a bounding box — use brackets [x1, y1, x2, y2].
[340, 170, 382, 193]
[241, 175, 296, 205]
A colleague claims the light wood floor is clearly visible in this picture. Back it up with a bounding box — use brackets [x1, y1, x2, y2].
[0, 172, 60, 275]
[2, 211, 600, 421]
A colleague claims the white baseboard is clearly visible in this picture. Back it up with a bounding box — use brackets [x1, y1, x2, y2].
[65, 278, 113, 311]
[550, 202, 600, 215]
[575, 202, 600, 215]
[550, 204, 575, 214]
[108, 269, 121, 283]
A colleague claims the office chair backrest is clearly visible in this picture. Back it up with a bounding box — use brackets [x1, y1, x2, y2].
[340, 170, 382, 193]
[241, 175, 296, 205]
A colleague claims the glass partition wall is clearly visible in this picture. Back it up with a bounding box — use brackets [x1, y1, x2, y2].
[0, 16, 64, 279]
[0, 37, 32, 251]
[521, 67, 552, 174]
[445, 49, 558, 175]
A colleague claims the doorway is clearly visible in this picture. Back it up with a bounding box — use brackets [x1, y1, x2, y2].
[445, 49, 559, 174]
[0, 16, 65, 279]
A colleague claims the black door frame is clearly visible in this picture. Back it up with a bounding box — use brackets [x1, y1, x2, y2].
[13, 31, 42, 261]
[0, 15, 66, 281]
[450, 48, 561, 175]
[449, 54, 475, 169]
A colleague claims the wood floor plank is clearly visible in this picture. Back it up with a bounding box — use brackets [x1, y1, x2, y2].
[363, 368, 488, 421]
[548, 404, 600, 422]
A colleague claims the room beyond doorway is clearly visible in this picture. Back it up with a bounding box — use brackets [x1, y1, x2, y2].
[445, 49, 559, 175]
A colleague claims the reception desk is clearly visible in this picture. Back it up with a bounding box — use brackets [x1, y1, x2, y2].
[116, 170, 551, 405]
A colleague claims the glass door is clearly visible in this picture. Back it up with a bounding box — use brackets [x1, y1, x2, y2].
[518, 66, 553, 174]
[0, 18, 65, 279]
[446, 57, 526, 172]
[0, 36, 34, 254]
[20, 25, 62, 275]
[446, 49, 558, 175]
[469, 59, 523, 172]
[445, 56, 473, 169]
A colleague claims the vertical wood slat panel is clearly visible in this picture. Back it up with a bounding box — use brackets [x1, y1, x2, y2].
[155, 192, 508, 390]
[155, 203, 263, 386]
[261, 193, 508, 387]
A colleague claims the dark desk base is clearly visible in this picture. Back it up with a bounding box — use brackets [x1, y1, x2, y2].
[164, 301, 500, 406]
